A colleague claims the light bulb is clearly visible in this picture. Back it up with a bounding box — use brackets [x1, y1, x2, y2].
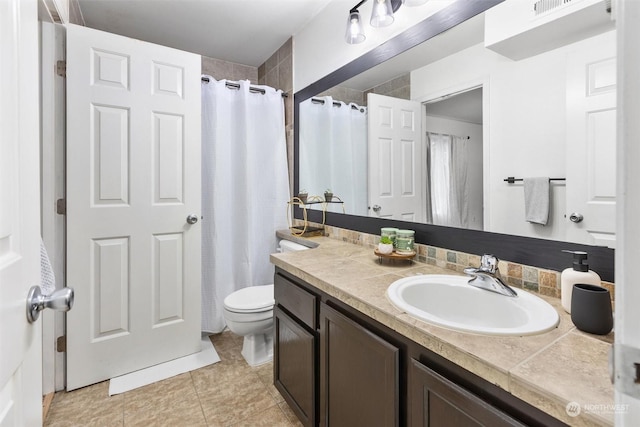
[370, 0, 394, 28]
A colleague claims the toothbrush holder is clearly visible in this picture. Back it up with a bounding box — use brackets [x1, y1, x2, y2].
[570, 283, 613, 335]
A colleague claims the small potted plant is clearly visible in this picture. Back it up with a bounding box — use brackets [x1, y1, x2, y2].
[297, 189, 308, 204]
[378, 235, 394, 254]
[324, 188, 333, 202]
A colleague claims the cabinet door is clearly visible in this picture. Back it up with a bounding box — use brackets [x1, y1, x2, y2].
[408, 359, 525, 427]
[320, 303, 399, 427]
[274, 306, 316, 427]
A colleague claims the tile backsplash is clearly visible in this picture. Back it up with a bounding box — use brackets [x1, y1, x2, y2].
[293, 220, 615, 304]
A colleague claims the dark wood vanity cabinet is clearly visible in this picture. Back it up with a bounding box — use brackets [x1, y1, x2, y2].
[408, 359, 524, 427]
[274, 273, 318, 427]
[273, 268, 566, 427]
[319, 303, 400, 426]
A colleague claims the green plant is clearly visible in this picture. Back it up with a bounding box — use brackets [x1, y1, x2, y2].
[380, 236, 393, 245]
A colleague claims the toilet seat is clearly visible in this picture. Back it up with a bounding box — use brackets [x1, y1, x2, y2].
[223, 284, 274, 313]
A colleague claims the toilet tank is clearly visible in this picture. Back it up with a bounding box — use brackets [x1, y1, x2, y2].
[278, 240, 309, 253]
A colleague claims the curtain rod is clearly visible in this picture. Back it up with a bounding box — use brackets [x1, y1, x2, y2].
[201, 76, 287, 98]
[428, 131, 470, 140]
[311, 97, 363, 111]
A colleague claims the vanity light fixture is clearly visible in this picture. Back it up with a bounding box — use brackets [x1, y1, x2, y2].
[402, 0, 428, 6]
[370, 0, 395, 27]
[345, 0, 426, 44]
[345, 10, 366, 44]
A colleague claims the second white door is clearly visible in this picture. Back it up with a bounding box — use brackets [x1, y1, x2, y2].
[66, 24, 202, 390]
[368, 94, 424, 222]
[566, 30, 616, 248]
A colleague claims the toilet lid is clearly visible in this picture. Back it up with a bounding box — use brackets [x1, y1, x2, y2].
[223, 284, 274, 312]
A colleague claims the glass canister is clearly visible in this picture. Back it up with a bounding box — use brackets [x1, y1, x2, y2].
[396, 229, 415, 254]
[381, 227, 398, 247]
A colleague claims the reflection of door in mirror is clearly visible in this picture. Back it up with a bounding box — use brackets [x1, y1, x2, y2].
[368, 94, 423, 222]
[424, 87, 483, 230]
[566, 31, 616, 248]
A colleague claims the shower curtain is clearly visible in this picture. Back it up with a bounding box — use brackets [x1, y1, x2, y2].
[299, 96, 368, 215]
[201, 77, 290, 333]
[427, 133, 469, 228]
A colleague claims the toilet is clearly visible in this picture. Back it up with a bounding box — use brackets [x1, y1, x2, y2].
[222, 239, 309, 366]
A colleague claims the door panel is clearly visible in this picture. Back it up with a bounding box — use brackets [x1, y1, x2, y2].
[0, 0, 41, 425]
[566, 31, 616, 247]
[368, 93, 424, 221]
[66, 24, 201, 390]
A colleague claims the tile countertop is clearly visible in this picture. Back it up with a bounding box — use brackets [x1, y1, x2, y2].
[270, 232, 615, 427]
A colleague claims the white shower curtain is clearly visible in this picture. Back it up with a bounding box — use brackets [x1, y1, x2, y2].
[201, 77, 290, 333]
[299, 96, 368, 215]
[427, 133, 469, 228]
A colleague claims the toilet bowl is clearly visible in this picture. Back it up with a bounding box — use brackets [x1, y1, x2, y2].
[222, 239, 308, 366]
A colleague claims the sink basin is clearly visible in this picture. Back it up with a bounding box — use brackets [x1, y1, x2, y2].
[386, 275, 560, 336]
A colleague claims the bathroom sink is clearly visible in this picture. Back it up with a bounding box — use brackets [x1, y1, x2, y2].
[386, 275, 559, 336]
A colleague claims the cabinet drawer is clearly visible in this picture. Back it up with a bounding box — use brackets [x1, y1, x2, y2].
[275, 273, 317, 329]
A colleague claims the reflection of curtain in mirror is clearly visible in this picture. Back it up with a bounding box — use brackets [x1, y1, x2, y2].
[427, 133, 469, 227]
[299, 96, 368, 215]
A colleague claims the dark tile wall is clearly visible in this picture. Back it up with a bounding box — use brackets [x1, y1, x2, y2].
[258, 38, 294, 191]
[201, 57, 258, 83]
[364, 73, 411, 101]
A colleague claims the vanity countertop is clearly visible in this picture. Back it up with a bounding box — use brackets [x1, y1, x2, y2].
[270, 232, 614, 427]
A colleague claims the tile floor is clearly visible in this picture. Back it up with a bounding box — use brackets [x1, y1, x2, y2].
[44, 331, 303, 426]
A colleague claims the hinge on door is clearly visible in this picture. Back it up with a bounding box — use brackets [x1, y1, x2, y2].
[56, 60, 66, 78]
[612, 344, 640, 399]
[56, 199, 66, 215]
[56, 335, 66, 352]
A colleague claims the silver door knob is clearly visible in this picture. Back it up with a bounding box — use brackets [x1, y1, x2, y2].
[186, 214, 199, 225]
[569, 213, 584, 223]
[372, 205, 382, 213]
[26, 286, 74, 323]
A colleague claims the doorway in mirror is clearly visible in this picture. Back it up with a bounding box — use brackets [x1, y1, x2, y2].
[424, 87, 483, 230]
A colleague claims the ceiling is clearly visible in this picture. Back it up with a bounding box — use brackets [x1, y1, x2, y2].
[77, 0, 333, 67]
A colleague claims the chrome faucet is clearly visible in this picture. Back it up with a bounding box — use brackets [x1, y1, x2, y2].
[463, 254, 518, 297]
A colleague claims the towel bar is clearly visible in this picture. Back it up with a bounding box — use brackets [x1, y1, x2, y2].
[504, 177, 566, 184]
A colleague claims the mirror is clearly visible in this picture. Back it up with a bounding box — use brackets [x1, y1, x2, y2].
[297, 6, 616, 248]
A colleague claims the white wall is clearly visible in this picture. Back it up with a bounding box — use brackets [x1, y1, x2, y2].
[424, 115, 483, 230]
[293, 0, 454, 91]
[411, 31, 615, 241]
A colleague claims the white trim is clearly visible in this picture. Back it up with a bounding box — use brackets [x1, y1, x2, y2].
[615, 0, 640, 423]
[40, 20, 66, 393]
[414, 76, 490, 231]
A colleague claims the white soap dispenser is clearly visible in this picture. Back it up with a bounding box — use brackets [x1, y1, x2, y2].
[560, 250, 602, 313]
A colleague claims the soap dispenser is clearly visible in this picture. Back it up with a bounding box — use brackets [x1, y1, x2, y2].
[560, 250, 602, 313]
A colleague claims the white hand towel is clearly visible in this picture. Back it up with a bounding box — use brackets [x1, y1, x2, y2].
[524, 177, 550, 225]
[40, 239, 56, 295]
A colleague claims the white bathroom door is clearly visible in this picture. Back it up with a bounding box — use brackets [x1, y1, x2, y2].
[66, 24, 202, 390]
[566, 31, 616, 248]
[0, 0, 42, 425]
[368, 94, 424, 222]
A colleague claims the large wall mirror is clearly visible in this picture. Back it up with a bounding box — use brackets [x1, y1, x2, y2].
[294, 0, 615, 281]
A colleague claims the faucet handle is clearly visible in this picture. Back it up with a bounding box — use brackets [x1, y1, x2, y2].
[480, 254, 499, 274]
